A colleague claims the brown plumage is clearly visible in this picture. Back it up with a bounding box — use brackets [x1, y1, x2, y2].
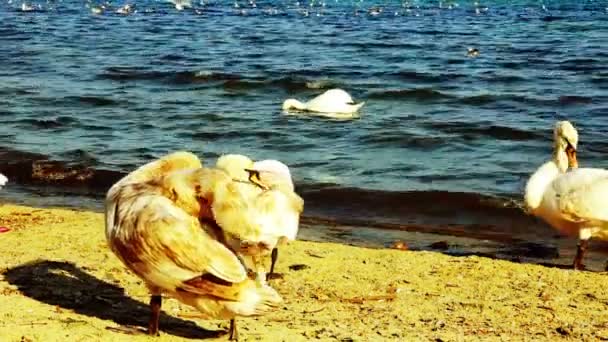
[105, 151, 282, 338]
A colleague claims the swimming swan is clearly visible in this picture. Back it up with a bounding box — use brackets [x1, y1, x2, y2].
[0, 173, 7, 189]
[105, 151, 282, 339]
[282, 88, 365, 115]
[525, 121, 608, 270]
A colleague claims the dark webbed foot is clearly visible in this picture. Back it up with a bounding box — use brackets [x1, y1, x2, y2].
[267, 272, 284, 280]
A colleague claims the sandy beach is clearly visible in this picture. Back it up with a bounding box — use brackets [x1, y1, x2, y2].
[1, 203, 608, 341]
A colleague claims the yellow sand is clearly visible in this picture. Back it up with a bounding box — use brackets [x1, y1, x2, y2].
[1, 203, 608, 341]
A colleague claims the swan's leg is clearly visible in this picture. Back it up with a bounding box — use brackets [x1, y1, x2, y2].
[229, 318, 239, 341]
[270, 248, 278, 275]
[573, 240, 588, 270]
[573, 228, 592, 270]
[267, 247, 283, 280]
[148, 294, 162, 336]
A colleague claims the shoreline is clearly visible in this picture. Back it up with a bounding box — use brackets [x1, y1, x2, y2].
[4, 182, 608, 273]
[1, 203, 608, 341]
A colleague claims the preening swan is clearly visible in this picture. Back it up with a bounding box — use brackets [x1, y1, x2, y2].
[0, 173, 7, 189]
[105, 152, 283, 339]
[215, 154, 303, 282]
[525, 121, 608, 270]
[282, 88, 365, 116]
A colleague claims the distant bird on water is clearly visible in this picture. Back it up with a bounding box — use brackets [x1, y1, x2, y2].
[105, 151, 283, 340]
[169, 0, 192, 11]
[467, 47, 480, 57]
[116, 3, 134, 14]
[525, 121, 608, 270]
[282, 88, 365, 117]
[0, 173, 7, 189]
[20, 2, 35, 11]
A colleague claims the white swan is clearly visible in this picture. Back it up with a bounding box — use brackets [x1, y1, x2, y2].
[525, 121, 608, 270]
[169, 0, 191, 10]
[282, 88, 365, 117]
[21, 3, 35, 11]
[215, 154, 303, 282]
[105, 152, 283, 339]
[0, 173, 7, 189]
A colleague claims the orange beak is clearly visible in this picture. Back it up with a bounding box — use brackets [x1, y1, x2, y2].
[566, 146, 578, 169]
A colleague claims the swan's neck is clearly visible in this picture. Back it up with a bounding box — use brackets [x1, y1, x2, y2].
[282, 99, 306, 111]
[524, 160, 560, 211]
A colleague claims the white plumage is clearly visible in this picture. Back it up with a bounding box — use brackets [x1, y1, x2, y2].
[215, 154, 304, 282]
[282, 88, 365, 116]
[0, 173, 7, 189]
[525, 121, 608, 269]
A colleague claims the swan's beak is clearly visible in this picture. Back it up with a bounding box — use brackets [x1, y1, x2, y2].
[244, 169, 269, 190]
[566, 145, 578, 169]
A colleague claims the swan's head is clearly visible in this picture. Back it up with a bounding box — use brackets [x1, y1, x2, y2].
[252, 159, 294, 191]
[553, 120, 578, 171]
[282, 99, 305, 111]
[216, 154, 254, 180]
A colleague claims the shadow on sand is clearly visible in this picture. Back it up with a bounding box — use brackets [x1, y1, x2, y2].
[3, 260, 224, 339]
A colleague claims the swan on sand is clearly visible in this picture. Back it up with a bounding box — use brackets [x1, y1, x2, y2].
[282, 88, 365, 118]
[525, 121, 608, 270]
[215, 154, 303, 283]
[105, 151, 303, 340]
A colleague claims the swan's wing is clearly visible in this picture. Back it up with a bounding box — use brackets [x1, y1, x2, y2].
[324, 89, 354, 103]
[106, 151, 203, 240]
[216, 154, 254, 180]
[253, 190, 304, 241]
[306, 89, 355, 113]
[552, 168, 608, 224]
[117, 195, 248, 286]
[126, 151, 203, 184]
[211, 180, 303, 246]
[211, 180, 263, 241]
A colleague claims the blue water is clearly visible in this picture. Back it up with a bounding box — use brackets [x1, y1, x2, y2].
[2, 0, 608, 267]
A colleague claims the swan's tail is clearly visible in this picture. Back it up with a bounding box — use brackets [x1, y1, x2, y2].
[352, 101, 365, 112]
[177, 278, 283, 319]
[227, 281, 283, 316]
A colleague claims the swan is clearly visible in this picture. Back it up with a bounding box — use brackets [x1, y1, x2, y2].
[21, 3, 35, 11]
[116, 3, 134, 14]
[282, 88, 365, 116]
[105, 151, 282, 339]
[215, 154, 303, 282]
[0, 173, 7, 189]
[169, 0, 192, 10]
[525, 121, 608, 270]
[249, 158, 301, 278]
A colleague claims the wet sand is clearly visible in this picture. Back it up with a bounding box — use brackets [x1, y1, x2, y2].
[1, 203, 608, 341]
